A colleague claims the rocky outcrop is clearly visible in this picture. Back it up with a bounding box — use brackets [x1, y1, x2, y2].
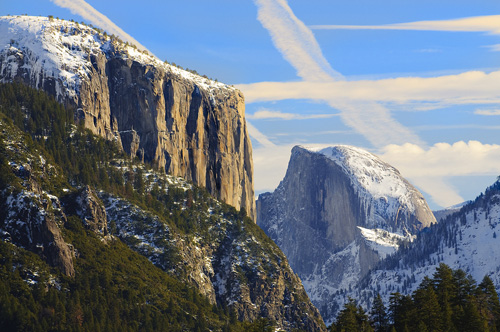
[1, 190, 75, 277]
[68, 186, 109, 236]
[257, 145, 436, 323]
[0, 16, 255, 220]
[0, 118, 75, 276]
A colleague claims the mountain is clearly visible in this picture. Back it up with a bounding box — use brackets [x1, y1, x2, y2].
[0, 15, 255, 220]
[257, 145, 436, 323]
[348, 178, 500, 315]
[0, 83, 325, 331]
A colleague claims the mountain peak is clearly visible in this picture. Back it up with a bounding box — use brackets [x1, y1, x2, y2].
[294, 144, 435, 231]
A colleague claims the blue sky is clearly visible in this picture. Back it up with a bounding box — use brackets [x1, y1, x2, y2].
[2, 0, 500, 210]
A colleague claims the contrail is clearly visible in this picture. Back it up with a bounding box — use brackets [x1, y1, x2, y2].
[252, 0, 423, 147]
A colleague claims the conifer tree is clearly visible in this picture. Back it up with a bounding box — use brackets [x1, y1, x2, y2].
[370, 293, 388, 332]
[433, 263, 454, 330]
[413, 284, 442, 332]
[336, 298, 363, 332]
[478, 275, 500, 331]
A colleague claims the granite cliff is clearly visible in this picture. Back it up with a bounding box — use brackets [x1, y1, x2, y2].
[257, 145, 436, 323]
[0, 15, 255, 219]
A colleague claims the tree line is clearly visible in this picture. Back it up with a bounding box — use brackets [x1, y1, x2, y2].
[331, 263, 500, 332]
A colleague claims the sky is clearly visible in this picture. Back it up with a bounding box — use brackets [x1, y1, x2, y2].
[2, 0, 500, 210]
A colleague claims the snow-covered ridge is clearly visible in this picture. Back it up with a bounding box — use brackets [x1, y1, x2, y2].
[343, 184, 500, 318]
[0, 15, 235, 100]
[311, 145, 415, 210]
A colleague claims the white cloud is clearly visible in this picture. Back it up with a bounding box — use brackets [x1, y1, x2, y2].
[413, 124, 500, 131]
[237, 70, 500, 106]
[310, 15, 500, 35]
[246, 119, 293, 193]
[407, 177, 465, 208]
[252, 0, 422, 147]
[474, 109, 500, 116]
[252, 143, 296, 193]
[379, 141, 500, 207]
[247, 109, 337, 120]
[274, 130, 352, 137]
[50, 0, 148, 52]
[488, 44, 500, 51]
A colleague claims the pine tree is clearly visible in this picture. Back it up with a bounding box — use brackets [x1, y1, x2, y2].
[433, 263, 454, 330]
[478, 275, 500, 330]
[389, 292, 413, 332]
[370, 293, 388, 332]
[336, 298, 363, 332]
[413, 284, 442, 332]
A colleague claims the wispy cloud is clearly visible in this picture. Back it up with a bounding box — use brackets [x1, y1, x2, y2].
[487, 44, 500, 52]
[252, 0, 422, 147]
[252, 143, 296, 193]
[246, 120, 295, 193]
[237, 70, 500, 106]
[247, 109, 337, 120]
[380, 141, 500, 207]
[49, 0, 148, 51]
[413, 124, 500, 131]
[474, 109, 500, 116]
[310, 15, 500, 35]
[274, 130, 352, 137]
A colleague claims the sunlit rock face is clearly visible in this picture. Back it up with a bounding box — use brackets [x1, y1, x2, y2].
[0, 16, 255, 220]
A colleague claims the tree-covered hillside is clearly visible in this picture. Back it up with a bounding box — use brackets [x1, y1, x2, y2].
[0, 82, 324, 331]
[331, 263, 500, 332]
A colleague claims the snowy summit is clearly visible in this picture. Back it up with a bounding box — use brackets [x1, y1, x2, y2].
[305, 145, 435, 233]
[0, 15, 234, 102]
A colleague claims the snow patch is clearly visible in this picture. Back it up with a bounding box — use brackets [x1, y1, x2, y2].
[357, 226, 415, 259]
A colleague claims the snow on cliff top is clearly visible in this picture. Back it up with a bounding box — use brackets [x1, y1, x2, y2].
[303, 145, 419, 214]
[0, 15, 235, 99]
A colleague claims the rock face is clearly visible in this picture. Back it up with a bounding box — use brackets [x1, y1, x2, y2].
[257, 145, 436, 323]
[0, 16, 255, 219]
[63, 186, 109, 236]
[2, 190, 75, 277]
